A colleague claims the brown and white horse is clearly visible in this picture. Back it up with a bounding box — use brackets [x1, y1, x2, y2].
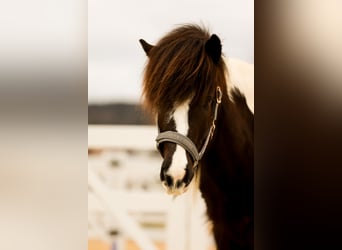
[139, 24, 253, 250]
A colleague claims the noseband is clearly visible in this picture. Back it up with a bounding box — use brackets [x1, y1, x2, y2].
[156, 86, 223, 169]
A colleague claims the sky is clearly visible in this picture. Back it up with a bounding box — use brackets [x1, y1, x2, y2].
[88, 0, 254, 104]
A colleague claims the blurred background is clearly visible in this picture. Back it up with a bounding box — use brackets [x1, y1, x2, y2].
[88, 1, 253, 250]
[1, 0, 341, 249]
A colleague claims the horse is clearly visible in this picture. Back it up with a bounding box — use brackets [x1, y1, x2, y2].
[139, 24, 254, 250]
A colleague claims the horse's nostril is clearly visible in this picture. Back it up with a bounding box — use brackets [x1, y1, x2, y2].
[176, 180, 183, 188]
[164, 174, 173, 187]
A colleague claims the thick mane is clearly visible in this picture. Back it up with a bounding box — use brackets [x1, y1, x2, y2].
[141, 24, 228, 115]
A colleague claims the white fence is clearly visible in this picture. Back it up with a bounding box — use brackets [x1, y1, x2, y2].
[88, 125, 214, 250]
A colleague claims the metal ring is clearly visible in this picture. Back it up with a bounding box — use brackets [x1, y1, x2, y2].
[216, 86, 222, 103]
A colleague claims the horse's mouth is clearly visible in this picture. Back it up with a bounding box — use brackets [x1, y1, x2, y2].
[162, 181, 189, 196]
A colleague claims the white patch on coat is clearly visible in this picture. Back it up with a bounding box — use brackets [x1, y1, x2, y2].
[225, 57, 254, 113]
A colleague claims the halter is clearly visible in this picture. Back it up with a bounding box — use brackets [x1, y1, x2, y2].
[156, 86, 223, 170]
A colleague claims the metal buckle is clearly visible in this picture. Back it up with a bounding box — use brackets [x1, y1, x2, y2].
[216, 86, 222, 103]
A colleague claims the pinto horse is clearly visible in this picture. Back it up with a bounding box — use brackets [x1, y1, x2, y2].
[139, 24, 253, 250]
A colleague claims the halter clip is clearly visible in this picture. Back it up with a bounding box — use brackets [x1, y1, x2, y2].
[216, 86, 222, 103]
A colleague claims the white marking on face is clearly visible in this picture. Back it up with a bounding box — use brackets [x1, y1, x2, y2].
[173, 101, 190, 135]
[165, 100, 190, 191]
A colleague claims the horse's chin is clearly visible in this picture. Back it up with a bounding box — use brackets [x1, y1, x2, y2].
[162, 182, 189, 196]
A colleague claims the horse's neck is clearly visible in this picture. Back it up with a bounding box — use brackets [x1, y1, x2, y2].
[198, 85, 254, 247]
[218, 98, 250, 148]
[199, 96, 254, 220]
[212, 57, 254, 161]
[209, 95, 253, 172]
[200, 58, 254, 190]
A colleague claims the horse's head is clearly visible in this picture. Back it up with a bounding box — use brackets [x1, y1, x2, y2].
[139, 25, 227, 195]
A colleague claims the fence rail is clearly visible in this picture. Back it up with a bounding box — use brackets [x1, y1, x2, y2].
[88, 125, 213, 250]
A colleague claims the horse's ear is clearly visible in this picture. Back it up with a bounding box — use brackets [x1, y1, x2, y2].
[205, 34, 222, 64]
[139, 39, 154, 56]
